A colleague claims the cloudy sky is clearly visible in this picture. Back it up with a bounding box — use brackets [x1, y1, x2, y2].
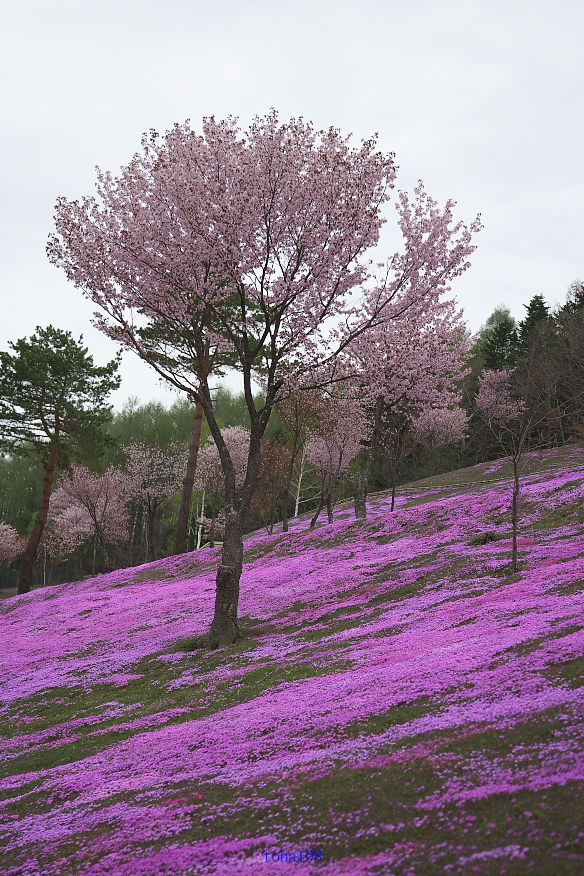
[1, 0, 582, 409]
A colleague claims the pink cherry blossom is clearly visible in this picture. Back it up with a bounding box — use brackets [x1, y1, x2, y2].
[50, 465, 130, 568]
[0, 522, 25, 566]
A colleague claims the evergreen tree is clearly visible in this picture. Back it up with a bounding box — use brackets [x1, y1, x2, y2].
[518, 294, 550, 354]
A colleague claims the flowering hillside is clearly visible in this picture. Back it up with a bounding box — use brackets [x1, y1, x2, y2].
[1, 447, 584, 875]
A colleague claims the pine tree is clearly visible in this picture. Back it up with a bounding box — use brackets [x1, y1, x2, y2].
[517, 294, 550, 354]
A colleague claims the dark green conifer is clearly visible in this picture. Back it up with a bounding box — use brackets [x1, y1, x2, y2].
[517, 294, 550, 354]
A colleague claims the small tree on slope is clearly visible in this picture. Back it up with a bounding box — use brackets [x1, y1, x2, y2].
[124, 442, 186, 562]
[411, 404, 468, 476]
[476, 369, 530, 573]
[49, 112, 480, 647]
[51, 465, 130, 573]
[350, 300, 471, 518]
[307, 391, 367, 526]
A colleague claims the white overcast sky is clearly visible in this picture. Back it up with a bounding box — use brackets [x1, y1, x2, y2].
[1, 0, 582, 409]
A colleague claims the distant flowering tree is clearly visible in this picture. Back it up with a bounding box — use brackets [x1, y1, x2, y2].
[250, 437, 297, 535]
[197, 512, 226, 545]
[52, 466, 130, 572]
[124, 442, 186, 562]
[476, 369, 525, 426]
[412, 404, 468, 475]
[46, 499, 94, 561]
[0, 523, 25, 567]
[195, 427, 249, 547]
[350, 299, 473, 518]
[476, 369, 529, 572]
[49, 111, 480, 646]
[307, 393, 366, 526]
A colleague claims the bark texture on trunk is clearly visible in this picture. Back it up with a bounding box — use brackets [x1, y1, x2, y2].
[353, 483, 367, 520]
[208, 513, 243, 648]
[18, 445, 58, 595]
[174, 397, 204, 554]
[326, 491, 333, 524]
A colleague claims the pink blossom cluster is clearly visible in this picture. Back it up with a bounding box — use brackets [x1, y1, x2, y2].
[123, 442, 185, 505]
[47, 465, 130, 557]
[411, 405, 468, 448]
[306, 393, 366, 484]
[194, 426, 250, 493]
[476, 369, 525, 425]
[0, 523, 25, 566]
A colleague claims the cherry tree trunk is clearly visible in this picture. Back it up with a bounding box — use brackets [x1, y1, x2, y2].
[280, 440, 300, 533]
[174, 397, 204, 554]
[310, 490, 324, 528]
[281, 494, 289, 532]
[326, 491, 333, 524]
[354, 396, 384, 519]
[294, 444, 306, 518]
[390, 466, 398, 512]
[209, 510, 243, 648]
[95, 524, 111, 572]
[18, 446, 58, 595]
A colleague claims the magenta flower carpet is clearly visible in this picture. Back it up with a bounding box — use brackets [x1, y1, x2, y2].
[1, 448, 584, 875]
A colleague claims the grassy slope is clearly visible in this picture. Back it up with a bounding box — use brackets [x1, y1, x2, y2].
[1, 447, 584, 875]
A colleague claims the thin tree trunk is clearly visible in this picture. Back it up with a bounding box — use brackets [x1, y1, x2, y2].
[391, 465, 398, 512]
[354, 396, 384, 520]
[209, 497, 216, 548]
[430, 442, 437, 476]
[326, 490, 333, 524]
[511, 454, 520, 573]
[18, 445, 58, 595]
[94, 521, 111, 571]
[281, 436, 302, 533]
[294, 444, 306, 518]
[310, 490, 325, 528]
[281, 492, 289, 532]
[174, 397, 204, 554]
[196, 487, 205, 549]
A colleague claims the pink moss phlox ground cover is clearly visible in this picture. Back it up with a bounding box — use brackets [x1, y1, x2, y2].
[1, 449, 584, 874]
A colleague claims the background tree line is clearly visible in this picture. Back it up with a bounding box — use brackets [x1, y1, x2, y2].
[1, 280, 583, 591]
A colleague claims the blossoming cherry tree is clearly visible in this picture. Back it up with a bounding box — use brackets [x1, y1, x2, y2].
[49, 112, 479, 646]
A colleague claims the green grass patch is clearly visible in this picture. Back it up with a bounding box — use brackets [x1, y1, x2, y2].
[545, 655, 584, 689]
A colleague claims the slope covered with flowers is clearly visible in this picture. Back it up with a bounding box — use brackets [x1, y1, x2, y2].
[1, 447, 584, 875]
